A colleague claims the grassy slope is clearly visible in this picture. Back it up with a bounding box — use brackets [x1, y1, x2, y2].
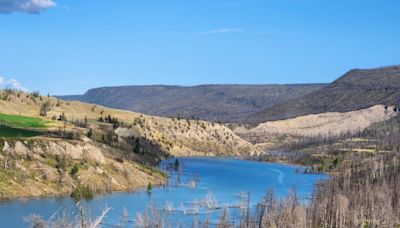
[242, 65, 400, 124]
[0, 113, 51, 128]
[0, 113, 51, 138]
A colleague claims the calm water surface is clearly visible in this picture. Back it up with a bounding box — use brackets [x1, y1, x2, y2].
[0, 157, 327, 227]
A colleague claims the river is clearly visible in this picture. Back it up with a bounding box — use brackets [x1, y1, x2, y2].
[0, 157, 327, 227]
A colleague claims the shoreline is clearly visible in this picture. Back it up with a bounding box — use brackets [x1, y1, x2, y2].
[0, 155, 324, 202]
[0, 178, 167, 202]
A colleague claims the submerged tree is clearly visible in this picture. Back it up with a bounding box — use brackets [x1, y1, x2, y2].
[174, 159, 180, 171]
[147, 182, 152, 194]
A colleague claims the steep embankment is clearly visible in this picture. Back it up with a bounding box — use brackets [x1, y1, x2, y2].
[235, 105, 398, 143]
[61, 84, 325, 122]
[242, 66, 400, 124]
[0, 138, 165, 199]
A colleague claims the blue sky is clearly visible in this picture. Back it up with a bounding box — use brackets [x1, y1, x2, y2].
[0, 0, 399, 95]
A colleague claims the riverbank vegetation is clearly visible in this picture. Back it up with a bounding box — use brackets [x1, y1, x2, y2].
[244, 115, 400, 227]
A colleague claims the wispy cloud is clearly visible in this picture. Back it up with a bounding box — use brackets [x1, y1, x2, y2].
[0, 0, 56, 14]
[194, 28, 244, 35]
[255, 31, 289, 35]
[0, 76, 28, 91]
[78, 80, 86, 85]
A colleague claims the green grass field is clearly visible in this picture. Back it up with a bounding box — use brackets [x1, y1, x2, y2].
[0, 126, 42, 138]
[0, 113, 50, 128]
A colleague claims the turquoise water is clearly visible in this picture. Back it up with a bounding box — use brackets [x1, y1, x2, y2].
[0, 157, 326, 227]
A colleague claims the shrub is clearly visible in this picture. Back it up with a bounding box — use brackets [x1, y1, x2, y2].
[70, 164, 79, 176]
[40, 101, 51, 116]
[71, 185, 94, 201]
[55, 155, 67, 172]
[86, 129, 93, 139]
[30, 91, 40, 98]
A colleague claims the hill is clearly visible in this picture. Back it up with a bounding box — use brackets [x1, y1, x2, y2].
[0, 89, 256, 199]
[61, 84, 325, 122]
[242, 65, 400, 124]
[0, 90, 255, 158]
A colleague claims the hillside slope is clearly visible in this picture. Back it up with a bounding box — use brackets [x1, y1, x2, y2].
[0, 90, 256, 157]
[242, 66, 400, 124]
[61, 84, 325, 122]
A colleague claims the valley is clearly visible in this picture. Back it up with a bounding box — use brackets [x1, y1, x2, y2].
[2, 1, 399, 226]
[1, 66, 400, 227]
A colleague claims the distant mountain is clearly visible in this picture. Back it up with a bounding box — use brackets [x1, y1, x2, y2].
[59, 95, 83, 101]
[242, 65, 400, 124]
[61, 84, 325, 122]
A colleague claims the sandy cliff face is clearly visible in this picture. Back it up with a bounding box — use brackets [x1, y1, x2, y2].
[135, 117, 256, 156]
[235, 105, 398, 141]
[0, 138, 166, 199]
